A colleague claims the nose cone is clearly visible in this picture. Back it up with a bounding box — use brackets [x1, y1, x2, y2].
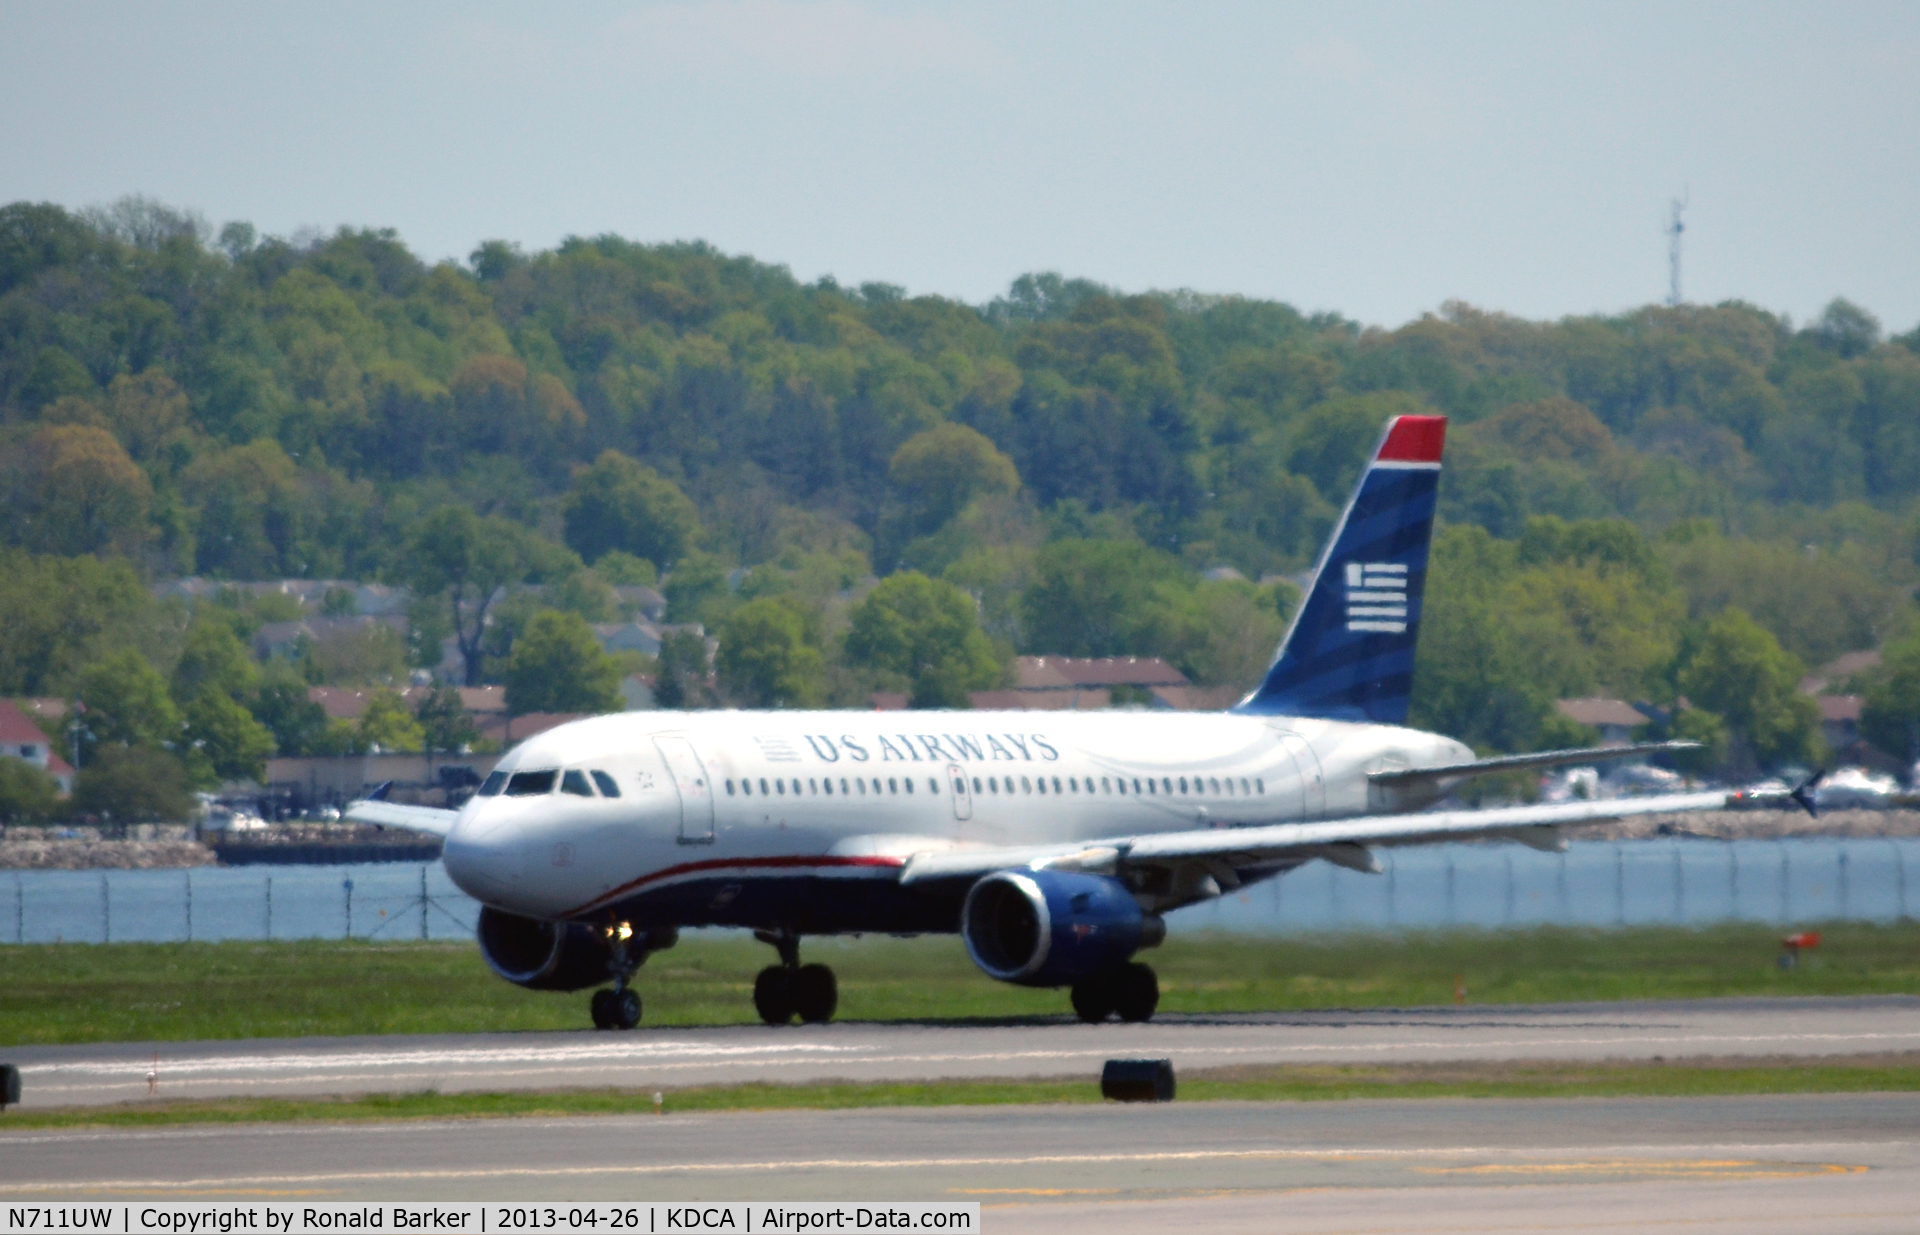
[442, 808, 528, 906]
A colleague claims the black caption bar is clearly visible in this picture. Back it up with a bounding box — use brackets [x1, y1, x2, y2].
[0, 1206, 979, 1235]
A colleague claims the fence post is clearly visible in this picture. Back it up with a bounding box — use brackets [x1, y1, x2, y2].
[1504, 851, 1515, 925]
[101, 873, 109, 945]
[1730, 844, 1740, 920]
[1779, 841, 1790, 924]
[1897, 840, 1909, 921]
[343, 878, 354, 940]
[1445, 852, 1456, 925]
[1838, 849, 1850, 920]
[1615, 845, 1625, 926]
[14, 872, 21, 944]
[1557, 849, 1568, 924]
[265, 875, 273, 941]
[419, 865, 429, 941]
[184, 869, 193, 943]
[1673, 842, 1684, 923]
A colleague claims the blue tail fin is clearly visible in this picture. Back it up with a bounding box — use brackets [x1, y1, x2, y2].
[1233, 415, 1447, 724]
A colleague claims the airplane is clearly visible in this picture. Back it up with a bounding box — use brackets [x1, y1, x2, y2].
[350, 414, 1755, 1031]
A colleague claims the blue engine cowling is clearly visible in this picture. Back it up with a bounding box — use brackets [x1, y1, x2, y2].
[961, 869, 1164, 987]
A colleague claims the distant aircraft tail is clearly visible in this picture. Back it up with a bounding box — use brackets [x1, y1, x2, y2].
[1233, 415, 1447, 723]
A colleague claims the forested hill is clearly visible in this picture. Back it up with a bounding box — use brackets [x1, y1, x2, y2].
[6, 196, 1920, 776]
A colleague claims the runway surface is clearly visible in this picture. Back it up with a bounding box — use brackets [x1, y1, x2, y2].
[8, 995, 1920, 1108]
[3, 1092, 1916, 1233]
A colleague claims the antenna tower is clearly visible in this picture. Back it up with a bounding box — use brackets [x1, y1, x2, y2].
[1666, 193, 1687, 308]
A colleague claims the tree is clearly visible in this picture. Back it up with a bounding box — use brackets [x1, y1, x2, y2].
[1674, 609, 1821, 771]
[172, 615, 258, 702]
[250, 675, 329, 757]
[355, 689, 425, 754]
[1018, 539, 1187, 657]
[505, 610, 623, 715]
[78, 650, 181, 754]
[7, 425, 152, 556]
[887, 423, 1020, 536]
[655, 629, 715, 709]
[561, 450, 701, 570]
[0, 759, 61, 822]
[415, 684, 479, 754]
[401, 506, 544, 686]
[845, 572, 1004, 708]
[72, 745, 195, 821]
[1861, 634, 1920, 765]
[716, 596, 825, 708]
[181, 686, 277, 784]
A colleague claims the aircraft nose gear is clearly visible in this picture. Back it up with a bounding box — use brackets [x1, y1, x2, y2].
[589, 920, 650, 1030]
[752, 929, 838, 1025]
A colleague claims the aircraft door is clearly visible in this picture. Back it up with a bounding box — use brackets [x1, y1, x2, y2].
[1277, 731, 1325, 820]
[654, 736, 715, 844]
[947, 764, 973, 824]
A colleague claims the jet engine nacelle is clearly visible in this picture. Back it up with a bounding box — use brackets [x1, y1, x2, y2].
[961, 869, 1163, 987]
[475, 906, 615, 991]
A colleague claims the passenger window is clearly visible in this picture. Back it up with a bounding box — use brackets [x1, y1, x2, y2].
[1021, 776, 1031, 793]
[905, 778, 914, 794]
[776, 779, 785, 795]
[888, 778, 897, 793]
[505, 770, 556, 796]
[973, 777, 982, 793]
[841, 778, 850, 794]
[873, 778, 882, 793]
[823, 778, 833, 795]
[1242, 777, 1251, 794]
[478, 772, 507, 796]
[561, 770, 593, 797]
[1053, 776, 1062, 793]
[1178, 777, 1188, 794]
[1163, 778, 1173, 794]
[1103, 777, 1112, 793]
[1257, 778, 1265, 794]
[592, 771, 621, 798]
[760, 778, 770, 795]
[1036, 777, 1046, 795]
[809, 779, 818, 794]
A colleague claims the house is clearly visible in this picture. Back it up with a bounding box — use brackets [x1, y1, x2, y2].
[0, 699, 74, 793]
[871, 656, 1217, 712]
[1553, 698, 1649, 746]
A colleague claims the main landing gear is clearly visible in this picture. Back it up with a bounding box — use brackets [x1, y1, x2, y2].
[752, 929, 838, 1026]
[1070, 961, 1159, 1024]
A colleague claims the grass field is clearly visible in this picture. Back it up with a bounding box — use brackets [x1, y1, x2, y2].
[5, 1055, 1919, 1130]
[4, 921, 1918, 1046]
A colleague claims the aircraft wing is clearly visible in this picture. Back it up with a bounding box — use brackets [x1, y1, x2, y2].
[1367, 741, 1696, 792]
[342, 797, 460, 838]
[897, 790, 1730, 886]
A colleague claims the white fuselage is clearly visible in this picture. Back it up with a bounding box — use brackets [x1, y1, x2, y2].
[440, 709, 1473, 926]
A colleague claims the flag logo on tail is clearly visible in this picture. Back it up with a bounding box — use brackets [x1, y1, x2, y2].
[1345, 562, 1408, 633]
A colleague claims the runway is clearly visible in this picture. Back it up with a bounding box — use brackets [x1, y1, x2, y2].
[7, 995, 1920, 1108]
[2, 1093, 1916, 1232]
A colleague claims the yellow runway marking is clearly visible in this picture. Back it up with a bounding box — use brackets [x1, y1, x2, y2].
[1414, 1158, 1867, 1181]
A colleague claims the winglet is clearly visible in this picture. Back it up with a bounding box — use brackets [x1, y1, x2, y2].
[1789, 769, 1823, 819]
[367, 780, 394, 802]
[1233, 414, 1447, 722]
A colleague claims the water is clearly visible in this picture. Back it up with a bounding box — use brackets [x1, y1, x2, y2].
[6, 837, 1917, 945]
[1181, 836, 1920, 934]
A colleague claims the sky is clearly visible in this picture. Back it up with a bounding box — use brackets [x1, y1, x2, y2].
[2, 1, 1916, 332]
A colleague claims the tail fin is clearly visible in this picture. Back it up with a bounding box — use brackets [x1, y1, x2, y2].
[1233, 415, 1447, 723]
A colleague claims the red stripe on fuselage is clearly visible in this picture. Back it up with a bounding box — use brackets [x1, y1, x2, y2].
[1375, 415, 1448, 464]
[563, 853, 906, 918]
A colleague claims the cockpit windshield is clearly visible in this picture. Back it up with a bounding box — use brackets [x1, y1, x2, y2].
[505, 770, 557, 796]
[477, 771, 507, 796]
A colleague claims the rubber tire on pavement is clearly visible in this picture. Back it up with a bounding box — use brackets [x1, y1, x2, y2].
[792, 963, 838, 1024]
[612, 987, 642, 1030]
[1070, 973, 1116, 1024]
[590, 988, 616, 1030]
[754, 966, 796, 1025]
[1113, 962, 1159, 1023]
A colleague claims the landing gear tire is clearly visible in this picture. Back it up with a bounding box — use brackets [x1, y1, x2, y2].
[792, 963, 838, 1024]
[1070, 974, 1117, 1024]
[590, 988, 615, 1030]
[611, 987, 642, 1030]
[1113, 962, 1159, 1023]
[754, 966, 796, 1025]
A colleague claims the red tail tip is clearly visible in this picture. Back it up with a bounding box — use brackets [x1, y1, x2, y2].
[1376, 415, 1448, 464]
